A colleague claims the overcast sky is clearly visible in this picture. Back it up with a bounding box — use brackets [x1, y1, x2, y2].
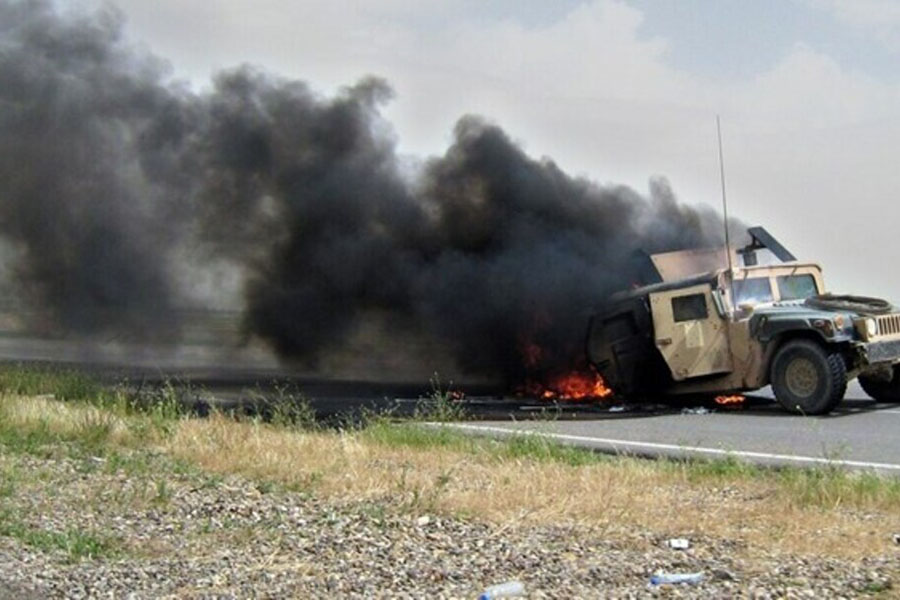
[69, 0, 900, 298]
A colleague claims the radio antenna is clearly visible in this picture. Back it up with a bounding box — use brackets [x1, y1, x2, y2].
[717, 115, 736, 317]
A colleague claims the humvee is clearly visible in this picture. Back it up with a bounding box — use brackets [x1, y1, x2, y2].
[586, 227, 900, 414]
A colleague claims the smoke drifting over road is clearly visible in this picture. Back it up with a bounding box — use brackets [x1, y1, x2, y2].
[0, 1, 728, 382]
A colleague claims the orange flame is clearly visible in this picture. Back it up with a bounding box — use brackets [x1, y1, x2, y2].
[714, 394, 745, 406]
[521, 368, 613, 402]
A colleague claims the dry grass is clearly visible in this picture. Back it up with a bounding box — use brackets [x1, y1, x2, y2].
[2, 393, 899, 561]
[166, 415, 900, 559]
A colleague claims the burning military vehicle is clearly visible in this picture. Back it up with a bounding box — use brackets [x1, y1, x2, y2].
[587, 227, 900, 414]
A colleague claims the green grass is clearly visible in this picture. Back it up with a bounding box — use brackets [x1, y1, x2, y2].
[0, 420, 63, 457]
[498, 432, 607, 466]
[363, 419, 479, 452]
[0, 509, 120, 561]
[0, 363, 102, 401]
[862, 581, 893, 594]
[0, 464, 20, 498]
[364, 420, 607, 467]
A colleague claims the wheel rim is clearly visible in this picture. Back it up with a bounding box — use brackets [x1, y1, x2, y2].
[785, 357, 818, 398]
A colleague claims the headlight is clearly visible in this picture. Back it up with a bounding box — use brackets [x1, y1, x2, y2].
[866, 318, 878, 338]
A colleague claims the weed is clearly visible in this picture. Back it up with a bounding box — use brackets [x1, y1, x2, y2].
[364, 420, 475, 452]
[199, 517, 214, 534]
[247, 382, 317, 430]
[0, 364, 102, 401]
[256, 480, 275, 494]
[365, 420, 603, 467]
[199, 473, 225, 490]
[75, 410, 117, 454]
[0, 510, 119, 561]
[0, 420, 60, 457]
[103, 377, 199, 438]
[777, 468, 900, 509]
[670, 454, 763, 480]
[862, 581, 892, 594]
[499, 433, 603, 467]
[0, 465, 19, 499]
[414, 373, 467, 422]
[154, 479, 172, 505]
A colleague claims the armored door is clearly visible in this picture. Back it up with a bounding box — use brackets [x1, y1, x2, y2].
[649, 284, 733, 381]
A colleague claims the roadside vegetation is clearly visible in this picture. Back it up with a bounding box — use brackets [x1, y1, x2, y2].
[0, 363, 899, 563]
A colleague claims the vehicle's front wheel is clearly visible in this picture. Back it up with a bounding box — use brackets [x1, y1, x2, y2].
[859, 367, 900, 402]
[770, 340, 847, 415]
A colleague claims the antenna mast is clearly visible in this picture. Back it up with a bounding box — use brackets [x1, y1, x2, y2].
[717, 115, 736, 317]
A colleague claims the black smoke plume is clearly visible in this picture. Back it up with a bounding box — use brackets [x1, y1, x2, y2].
[0, 0, 186, 338]
[0, 1, 729, 383]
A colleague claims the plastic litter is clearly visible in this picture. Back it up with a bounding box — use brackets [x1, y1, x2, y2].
[478, 580, 526, 599]
[609, 405, 626, 413]
[650, 572, 704, 585]
[893, 533, 900, 545]
[681, 407, 711, 415]
[665, 538, 690, 550]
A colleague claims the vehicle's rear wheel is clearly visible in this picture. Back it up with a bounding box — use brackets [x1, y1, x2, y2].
[770, 340, 847, 415]
[859, 367, 900, 402]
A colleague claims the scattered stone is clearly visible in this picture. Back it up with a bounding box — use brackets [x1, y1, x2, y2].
[0, 450, 895, 597]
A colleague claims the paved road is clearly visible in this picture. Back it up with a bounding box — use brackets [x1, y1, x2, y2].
[444, 382, 900, 474]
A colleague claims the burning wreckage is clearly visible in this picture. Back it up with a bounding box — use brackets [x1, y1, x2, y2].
[586, 227, 900, 414]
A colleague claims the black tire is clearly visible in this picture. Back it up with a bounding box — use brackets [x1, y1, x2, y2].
[770, 340, 847, 415]
[859, 367, 900, 402]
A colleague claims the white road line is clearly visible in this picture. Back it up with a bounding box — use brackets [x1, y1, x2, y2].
[436, 423, 900, 472]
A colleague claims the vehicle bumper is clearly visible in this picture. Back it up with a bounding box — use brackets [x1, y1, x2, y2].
[861, 339, 900, 364]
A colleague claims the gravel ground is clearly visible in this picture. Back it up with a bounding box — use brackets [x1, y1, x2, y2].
[0, 451, 897, 599]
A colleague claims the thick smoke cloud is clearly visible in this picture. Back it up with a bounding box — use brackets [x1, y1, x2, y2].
[0, 0, 729, 383]
[0, 0, 185, 338]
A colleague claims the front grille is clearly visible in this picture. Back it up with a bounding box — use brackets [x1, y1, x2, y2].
[875, 314, 900, 339]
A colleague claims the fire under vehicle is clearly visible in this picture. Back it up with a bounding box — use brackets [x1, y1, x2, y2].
[586, 227, 900, 414]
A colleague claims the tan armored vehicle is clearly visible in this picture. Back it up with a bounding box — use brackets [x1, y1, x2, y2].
[587, 227, 900, 414]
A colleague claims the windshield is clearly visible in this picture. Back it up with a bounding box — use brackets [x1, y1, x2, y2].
[777, 274, 819, 300]
[733, 278, 774, 305]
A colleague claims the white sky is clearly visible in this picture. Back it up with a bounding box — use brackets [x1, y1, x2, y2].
[71, 0, 900, 298]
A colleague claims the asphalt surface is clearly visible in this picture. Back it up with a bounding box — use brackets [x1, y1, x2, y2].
[442, 382, 900, 474]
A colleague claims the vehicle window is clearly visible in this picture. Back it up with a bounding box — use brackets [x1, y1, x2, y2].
[777, 274, 818, 300]
[733, 278, 774, 305]
[672, 293, 708, 322]
[601, 314, 636, 340]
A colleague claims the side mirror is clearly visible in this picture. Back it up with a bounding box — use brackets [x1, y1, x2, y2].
[735, 302, 755, 319]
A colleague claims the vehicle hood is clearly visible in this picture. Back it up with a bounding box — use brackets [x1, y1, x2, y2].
[746, 301, 864, 343]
